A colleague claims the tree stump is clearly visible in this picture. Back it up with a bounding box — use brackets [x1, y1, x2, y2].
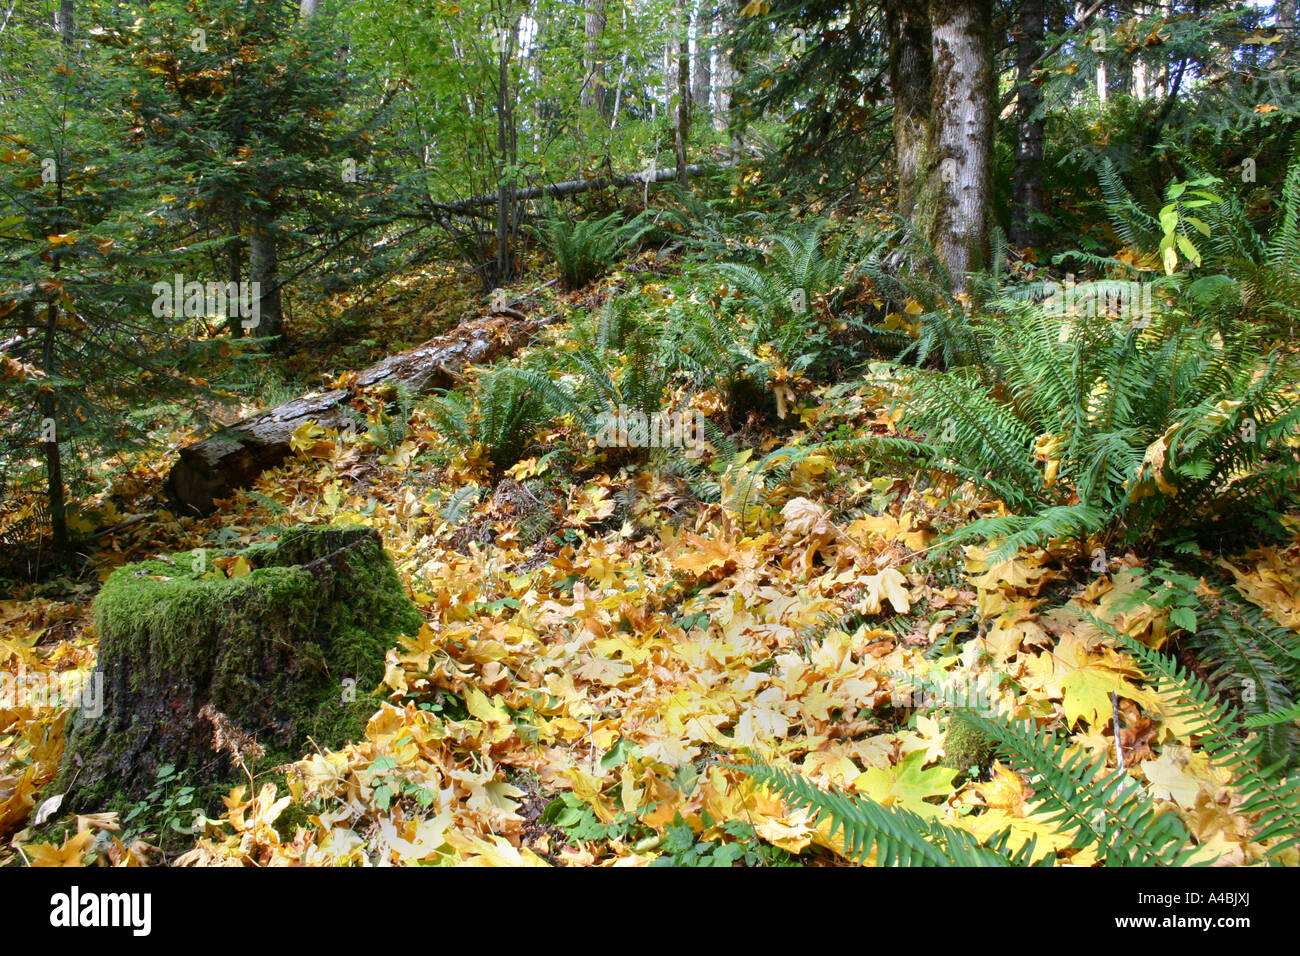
[53, 525, 422, 811]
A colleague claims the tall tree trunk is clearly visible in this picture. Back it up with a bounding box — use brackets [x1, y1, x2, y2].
[225, 223, 246, 339]
[57, 0, 74, 49]
[249, 220, 283, 343]
[24, 294, 69, 559]
[673, 0, 691, 187]
[1011, 0, 1046, 248]
[885, 0, 933, 222]
[41, 150, 70, 557]
[38, 300, 69, 557]
[1156, 0, 1171, 94]
[693, 3, 712, 117]
[921, 0, 995, 291]
[1132, 0, 1149, 101]
[712, 8, 733, 136]
[582, 0, 608, 117]
[495, 16, 518, 287]
[1083, 2, 1108, 101]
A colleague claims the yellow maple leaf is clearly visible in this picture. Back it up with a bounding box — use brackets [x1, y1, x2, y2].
[463, 686, 513, 741]
[378, 439, 418, 470]
[1142, 745, 1206, 809]
[20, 830, 95, 867]
[975, 761, 1034, 814]
[289, 419, 327, 455]
[781, 497, 831, 537]
[672, 533, 739, 577]
[860, 567, 911, 615]
[1060, 658, 1156, 729]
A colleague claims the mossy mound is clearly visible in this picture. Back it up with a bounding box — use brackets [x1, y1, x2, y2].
[54, 525, 422, 811]
[940, 713, 999, 783]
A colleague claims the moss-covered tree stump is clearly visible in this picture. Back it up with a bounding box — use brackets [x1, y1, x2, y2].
[55, 525, 422, 810]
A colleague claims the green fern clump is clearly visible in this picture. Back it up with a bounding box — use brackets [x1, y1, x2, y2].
[531, 207, 653, 289]
[1181, 588, 1300, 769]
[652, 187, 773, 261]
[424, 364, 549, 472]
[654, 221, 872, 422]
[522, 302, 673, 448]
[860, 307, 1299, 560]
[854, 220, 1030, 369]
[1110, 623, 1300, 858]
[714, 220, 861, 324]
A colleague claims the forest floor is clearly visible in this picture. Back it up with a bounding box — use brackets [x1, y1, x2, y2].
[3, 254, 1300, 867]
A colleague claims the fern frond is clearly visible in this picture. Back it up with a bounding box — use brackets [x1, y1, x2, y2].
[742, 757, 1036, 866]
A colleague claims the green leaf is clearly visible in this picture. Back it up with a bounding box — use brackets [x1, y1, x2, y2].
[1175, 233, 1202, 266]
[857, 750, 957, 818]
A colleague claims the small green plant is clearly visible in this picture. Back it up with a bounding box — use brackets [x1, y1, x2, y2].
[540, 792, 654, 846]
[650, 812, 795, 867]
[367, 755, 439, 812]
[120, 764, 210, 853]
[540, 796, 794, 866]
[1156, 177, 1222, 275]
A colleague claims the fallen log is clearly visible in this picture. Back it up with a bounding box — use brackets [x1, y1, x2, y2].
[424, 161, 732, 217]
[166, 312, 540, 515]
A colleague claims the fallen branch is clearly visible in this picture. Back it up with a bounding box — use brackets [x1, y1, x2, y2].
[425, 161, 731, 216]
[165, 312, 543, 515]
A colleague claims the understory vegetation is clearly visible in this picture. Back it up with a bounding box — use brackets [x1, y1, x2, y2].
[1, 0, 1299, 871]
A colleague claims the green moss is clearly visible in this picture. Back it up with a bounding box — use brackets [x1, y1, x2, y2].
[54, 525, 423, 812]
[940, 712, 999, 783]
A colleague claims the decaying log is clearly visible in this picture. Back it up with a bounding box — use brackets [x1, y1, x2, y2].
[166, 313, 541, 515]
[422, 161, 732, 217]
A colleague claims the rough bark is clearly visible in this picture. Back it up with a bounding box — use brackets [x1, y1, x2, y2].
[920, 0, 995, 291]
[1011, 0, 1046, 248]
[885, 0, 933, 222]
[40, 299, 68, 557]
[57, 0, 74, 49]
[248, 220, 283, 342]
[712, 8, 734, 135]
[693, 4, 712, 116]
[582, 0, 608, 116]
[996, 0, 1105, 112]
[52, 526, 421, 811]
[224, 224, 246, 339]
[165, 313, 542, 515]
[495, 17, 519, 287]
[674, 0, 691, 187]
